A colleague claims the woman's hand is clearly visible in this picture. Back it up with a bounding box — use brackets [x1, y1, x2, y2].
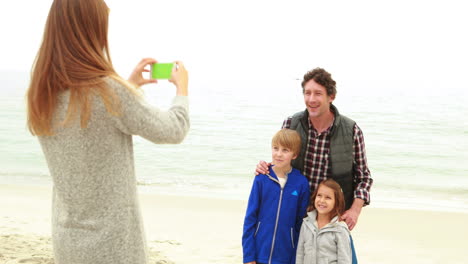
[169, 61, 188, 96]
[128, 58, 158, 87]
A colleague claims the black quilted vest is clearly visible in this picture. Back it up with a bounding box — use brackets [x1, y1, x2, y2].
[289, 104, 355, 209]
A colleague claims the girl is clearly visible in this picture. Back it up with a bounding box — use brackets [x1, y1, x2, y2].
[296, 179, 352, 264]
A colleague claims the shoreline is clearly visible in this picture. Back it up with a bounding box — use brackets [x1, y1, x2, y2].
[1, 183, 468, 264]
[3, 180, 468, 214]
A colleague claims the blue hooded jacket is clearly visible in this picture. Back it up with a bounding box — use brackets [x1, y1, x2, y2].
[242, 167, 310, 264]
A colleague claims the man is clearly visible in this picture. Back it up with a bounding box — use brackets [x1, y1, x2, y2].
[256, 67, 373, 230]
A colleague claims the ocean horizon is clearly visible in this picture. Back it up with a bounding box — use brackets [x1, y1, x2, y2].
[1, 70, 467, 213]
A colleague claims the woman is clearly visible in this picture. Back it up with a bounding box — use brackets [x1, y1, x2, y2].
[26, 0, 189, 263]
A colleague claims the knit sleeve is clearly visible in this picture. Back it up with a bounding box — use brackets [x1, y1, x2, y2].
[107, 78, 190, 144]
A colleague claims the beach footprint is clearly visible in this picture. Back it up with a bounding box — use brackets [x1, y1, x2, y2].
[153, 239, 181, 245]
[1, 233, 53, 264]
[5, 255, 53, 264]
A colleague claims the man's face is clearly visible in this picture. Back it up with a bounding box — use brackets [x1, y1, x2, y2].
[303, 79, 335, 119]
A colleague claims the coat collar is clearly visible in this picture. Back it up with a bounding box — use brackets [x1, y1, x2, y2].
[300, 104, 342, 135]
[303, 210, 348, 232]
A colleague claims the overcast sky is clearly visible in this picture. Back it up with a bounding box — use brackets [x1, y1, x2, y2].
[1, 0, 467, 87]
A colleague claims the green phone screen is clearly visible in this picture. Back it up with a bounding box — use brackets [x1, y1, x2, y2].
[151, 63, 174, 79]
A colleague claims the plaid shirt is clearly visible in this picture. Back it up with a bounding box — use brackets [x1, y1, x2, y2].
[282, 115, 372, 205]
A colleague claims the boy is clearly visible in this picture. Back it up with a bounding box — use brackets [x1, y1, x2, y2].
[242, 129, 310, 264]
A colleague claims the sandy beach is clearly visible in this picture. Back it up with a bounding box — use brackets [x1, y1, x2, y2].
[1, 184, 467, 264]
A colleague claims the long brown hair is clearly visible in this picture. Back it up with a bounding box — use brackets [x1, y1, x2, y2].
[27, 0, 126, 136]
[308, 179, 345, 219]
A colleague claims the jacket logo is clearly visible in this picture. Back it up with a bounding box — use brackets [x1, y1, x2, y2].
[291, 190, 298, 196]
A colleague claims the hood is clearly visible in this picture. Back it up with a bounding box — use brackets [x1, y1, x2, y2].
[304, 210, 349, 232]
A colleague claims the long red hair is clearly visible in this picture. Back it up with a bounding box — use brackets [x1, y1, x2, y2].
[27, 0, 126, 136]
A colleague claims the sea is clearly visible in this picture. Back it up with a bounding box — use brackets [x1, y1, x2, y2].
[1, 70, 467, 213]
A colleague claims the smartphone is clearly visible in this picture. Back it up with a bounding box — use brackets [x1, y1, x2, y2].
[150, 63, 174, 79]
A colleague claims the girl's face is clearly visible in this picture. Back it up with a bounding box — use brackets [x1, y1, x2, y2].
[314, 184, 336, 217]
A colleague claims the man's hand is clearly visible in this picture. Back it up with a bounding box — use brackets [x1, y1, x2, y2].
[245, 262, 256, 264]
[340, 198, 364, 231]
[255, 160, 271, 175]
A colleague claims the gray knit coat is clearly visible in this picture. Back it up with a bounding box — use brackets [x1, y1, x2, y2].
[38, 77, 190, 264]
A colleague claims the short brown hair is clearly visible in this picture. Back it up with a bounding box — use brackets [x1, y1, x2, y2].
[271, 129, 302, 156]
[301, 68, 337, 96]
[308, 179, 345, 218]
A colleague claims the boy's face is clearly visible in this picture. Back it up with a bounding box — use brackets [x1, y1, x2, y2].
[271, 144, 297, 170]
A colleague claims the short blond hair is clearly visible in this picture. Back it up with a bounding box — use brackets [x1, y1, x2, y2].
[271, 129, 302, 156]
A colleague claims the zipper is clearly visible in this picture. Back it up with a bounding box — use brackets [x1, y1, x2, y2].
[302, 217, 334, 264]
[268, 187, 283, 264]
[254, 221, 261, 237]
[313, 221, 336, 263]
[315, 228, 319, 264]
[290, 227, 295, 248]
[266, 173, 286, 264]
[314, 228, 331, 263]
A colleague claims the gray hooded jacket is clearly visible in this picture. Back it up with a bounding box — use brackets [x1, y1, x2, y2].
[296, 211, 352, 264]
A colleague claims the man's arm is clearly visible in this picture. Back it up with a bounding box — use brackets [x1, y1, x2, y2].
[255, 160, 270, 175]
[341, 124, 373, 230]
[281, 117, 292, 129]
[341, 198, 364, 230]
